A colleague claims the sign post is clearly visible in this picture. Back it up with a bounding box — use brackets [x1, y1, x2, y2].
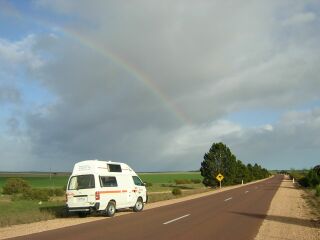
[216, 173, 224, 189]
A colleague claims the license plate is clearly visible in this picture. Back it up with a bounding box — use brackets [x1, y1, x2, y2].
[76, 197, 87, 202]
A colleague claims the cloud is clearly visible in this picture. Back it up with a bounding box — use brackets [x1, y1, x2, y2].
[228, 108, 320, 169]
[0, 85, 21, 104]
[0, 35, 44, 70]
[1, 1, 320, 171]
[282, 12, 316, 26]
[0, 134, 35, 171]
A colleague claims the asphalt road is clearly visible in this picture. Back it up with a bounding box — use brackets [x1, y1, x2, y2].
[10, 175, 282, 240]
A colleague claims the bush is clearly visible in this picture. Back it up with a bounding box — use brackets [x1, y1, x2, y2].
[316, 185, 320, 197]
[10, 188, 63, 201]
[2, 178, 31, 195]
[298, 169, 320, 188]
[53, 188, 65, 196]
[144, 182, 153, 187]
[191, 179, 201, 184]
[174, 179, 191, 184]
[46, 188, 65, 197]
[172, 188, 182, 195]
[21, 189, 50, 201]
[298, 177, 309, 187]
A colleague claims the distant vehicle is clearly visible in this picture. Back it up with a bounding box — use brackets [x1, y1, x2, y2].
[66, 160, 147, 217]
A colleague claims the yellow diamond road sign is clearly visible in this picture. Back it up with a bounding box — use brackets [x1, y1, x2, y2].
[216, 173, 224, 182]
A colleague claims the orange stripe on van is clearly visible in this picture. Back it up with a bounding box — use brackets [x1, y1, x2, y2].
[99, 190, 128, 194]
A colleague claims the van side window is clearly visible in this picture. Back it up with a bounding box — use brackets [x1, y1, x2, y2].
[100, 176, 118, 187]
[132, 176, 144, 186]
[108, 164, 122, 172]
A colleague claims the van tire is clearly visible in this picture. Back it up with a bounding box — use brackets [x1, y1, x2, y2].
[133, 197, 144, 212]
[106, 201, 116, 217]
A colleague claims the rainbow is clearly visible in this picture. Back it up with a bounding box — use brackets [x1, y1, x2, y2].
[63, 28, 192, 125]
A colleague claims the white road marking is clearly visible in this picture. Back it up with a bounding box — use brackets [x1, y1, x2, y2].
[245, 191, 249, 194]
[224, 197, 232, 202]
[163, 214, 190, 225]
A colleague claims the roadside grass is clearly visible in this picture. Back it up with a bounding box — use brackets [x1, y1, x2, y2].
[289, 169, 320, 219]
[302, 189, 320, 219]
[0, 196, 65, 227]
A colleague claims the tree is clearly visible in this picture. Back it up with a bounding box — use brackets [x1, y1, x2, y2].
[235, 160, 249, 184]
[314, 165, 320, 175]
[200, 142, 237, 187]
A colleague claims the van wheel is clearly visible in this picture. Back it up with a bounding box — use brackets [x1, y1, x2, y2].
[133, 198, 144, 212]
[106, 201, 116, 217]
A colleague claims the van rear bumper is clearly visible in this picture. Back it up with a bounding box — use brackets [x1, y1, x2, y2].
[67, 203, 100, 213]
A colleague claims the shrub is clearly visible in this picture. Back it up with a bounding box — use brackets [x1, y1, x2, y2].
[54, 188, 65, 196]
[316, 185, 320, 197]
[191, 179, 201, 184]
[298, 169, 320, 187]
[144, 182, 153, 187]
[298, 177, 309, 187]
[308, 170, 320, 187]
[21, 189, 50, 201]
[172, 188, 182, 195]
[174, 179, 191, 185]
[2, 178, 31, 195]
[46, 188, 65, 197]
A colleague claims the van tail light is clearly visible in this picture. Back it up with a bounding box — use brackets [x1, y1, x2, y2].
[95, 191, 100, 200]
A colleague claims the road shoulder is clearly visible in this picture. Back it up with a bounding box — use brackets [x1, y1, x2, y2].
[255, 176, 320, 240]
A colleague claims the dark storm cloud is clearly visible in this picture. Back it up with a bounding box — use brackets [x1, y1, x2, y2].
[0, 86, 21, 104]
[1, 1, 320, 171]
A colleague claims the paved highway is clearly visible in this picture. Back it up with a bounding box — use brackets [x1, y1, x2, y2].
[10, 175, 282, 240]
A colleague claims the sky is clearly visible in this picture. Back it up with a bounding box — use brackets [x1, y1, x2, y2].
[0, 0, 319, 172]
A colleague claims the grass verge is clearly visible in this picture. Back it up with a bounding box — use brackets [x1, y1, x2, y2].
[302, 188, 320, 219]
[0, 197, 66, 227]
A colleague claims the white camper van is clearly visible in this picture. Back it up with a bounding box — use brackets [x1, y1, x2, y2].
[66, 160, 147, 217]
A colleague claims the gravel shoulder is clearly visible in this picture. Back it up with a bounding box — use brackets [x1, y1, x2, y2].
[0, 178, 269, 239]
[255, 176, 320, 240]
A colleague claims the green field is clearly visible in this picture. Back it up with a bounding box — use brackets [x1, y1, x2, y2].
[0, 172, 203, 190]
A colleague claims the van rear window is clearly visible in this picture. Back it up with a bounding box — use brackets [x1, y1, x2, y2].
[108, 164, 122, 172]
[68, 174, 95, 190]
[100, 176, 118, 187]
